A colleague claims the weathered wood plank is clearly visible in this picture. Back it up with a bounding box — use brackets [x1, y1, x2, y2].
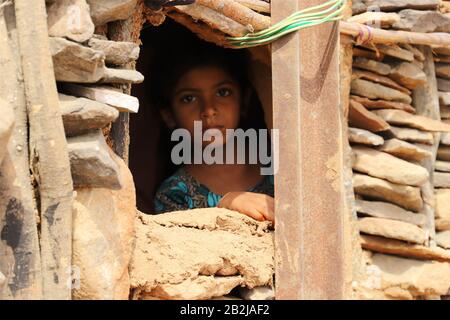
[15, 0, 73, 299]
[272, 0, 345, 299]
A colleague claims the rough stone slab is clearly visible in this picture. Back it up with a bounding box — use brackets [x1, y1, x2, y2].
[436, 161, 450, 173]
[438, 146, 450, 161]
[355, 199, 426, 226]
[67, 130, 122, 189]
[373, 109, 450, 132]
[239, 286, 274, 300]
[441, 132, 450, 146]
[99, 68, 144, 84]
[353, 69, 411, 94]
[349, 99, 390, 132]
[358, 217, 428, 244]
[439, 91, 450, 106]
[130, 209, 274, 300]
[440, 105, 450, 119]
[434, 47, 450, 56]
[388, 61, 427, 90]
[353, 57, 392, 76]
[87, 37, 140, 65]
[434, 172, 450, 188]
[351, 95, 415, 113]
[353, 47, 385, 60]
[49, 37, 106, 83]
[352, 146, 429, 186]
[400, 43, 425, 62]
[361, 43, 415, 62]
[370, 253, 450, 298]
[0, 98, 14, 165]
[360, 234, 450, 262]
[377, 138, 431, 161]
[73, 156, 135, 299]
[438, 77, 450, 92]
[349, 127, 384, 146]
[436, 63, 450, 80]
[436, 189, 450, 221]
[388, 126, 434, 144]
[434, 55, 450, 63]
[353, 173, 423, 212]
[351, 78, 412, 104]
[59, 93, 119, 136]
[348, 11, 400, 28]
[393, 9, 450, 33]
[436, 231, 450, 249]
[0, 271, 5, 287]
[362, 0, 440, 12]
[436, 218, 450, 231]
[47, 0, 94, 43]
[61, 83, 139, 113]
[86, 0, 138, 26]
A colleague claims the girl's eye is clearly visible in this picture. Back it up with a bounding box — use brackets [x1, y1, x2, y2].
[180, 95, 196, 104]
[217, 88, 231, 97]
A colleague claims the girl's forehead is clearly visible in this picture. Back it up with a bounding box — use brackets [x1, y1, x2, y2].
[176, 65, 236, 86]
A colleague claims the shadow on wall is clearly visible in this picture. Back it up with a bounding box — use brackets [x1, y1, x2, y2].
[130, 19, 268, 214]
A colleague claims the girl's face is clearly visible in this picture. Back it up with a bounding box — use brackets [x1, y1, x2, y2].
[162, 65, 242, 146]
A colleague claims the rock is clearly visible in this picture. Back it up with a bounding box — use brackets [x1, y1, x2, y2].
[100, 68, 144, 84]
[437, 77, 450, 92]
[440, 105, 450, 119]
[0, 271, 5, 287]
[436, 161, 450, 173]
[352, 0, 367, 14]
[362, 0, 440, 12]
[67, 130, 122, 189]
[435, 189, 450, 221]
[59, 93, 119, 136]
[239, 286, 274, 300]
[436, 231, 450, 249]
[351, 79, 412, 104]
[388, 126, 434, 144]
[353, 57, 392, 76]
[353, 47, 385, 60]
[130, 209, 274, 300]
[434, 55, 450, 63]
[434, 172, 450, 188]
[86, 0, 138, 26]
[388, 61, 427, 90]
[377, 138, 431, 161]
[436, 63, 450, 80]
[441, 133, 450, 145]
[353, 69, 411, 94]
[349, 127, 384, 146]
[400, 43, 425, 62]
[393, 9, 450, 33]
[439, 91, 450, 106]
[87, 37, 140, 65]
[355, 199, 426, 226]
[373, 109, 450, 132]
[350, 95, 415, 113]
[371, 253, 450, 297]
[72, 155, 136, 300]
[0, 98, 14, 165]
[49, 37, 106, 83]
[353, 173, 423, 212]
[361, 43, 414, 62]
[349, 100, 390, 132]
[436, 218, 450, 231]
[348, 11, 400, 28]
[47, 0, 94, 43]
[434, 47, 450, 56]
[352, 146, 429, 186]
[438, 146, 450, 161]
[360, 235, 450, 262]
[358, 217, 428, 244]
[61, 83, 139, 113]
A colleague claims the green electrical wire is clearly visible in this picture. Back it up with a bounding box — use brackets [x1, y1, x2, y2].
[227, 0, 346, 48]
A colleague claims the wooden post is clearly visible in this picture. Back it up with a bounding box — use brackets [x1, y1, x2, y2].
[15, 0, 73, 299]
[412, 46, 440, 247]
[0, 4, 43, 300]
[272, 0, 346, 299]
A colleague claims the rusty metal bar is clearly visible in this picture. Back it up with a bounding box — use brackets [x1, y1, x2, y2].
[272, 0, 346, 299]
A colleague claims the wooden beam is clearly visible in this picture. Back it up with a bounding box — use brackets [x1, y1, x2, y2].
[272, 0, 345, 299]
[15, 0, 73, 299]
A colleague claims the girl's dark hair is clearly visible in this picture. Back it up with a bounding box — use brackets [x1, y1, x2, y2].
[146, 34, 252, 119]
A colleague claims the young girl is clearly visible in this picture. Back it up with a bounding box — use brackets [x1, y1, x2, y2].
[149, 38, 274, 223]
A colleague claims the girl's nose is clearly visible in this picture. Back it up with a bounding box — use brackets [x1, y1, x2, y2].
[200, 99, 217, 118]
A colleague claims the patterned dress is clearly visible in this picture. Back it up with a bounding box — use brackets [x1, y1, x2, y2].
[154, 167, 274, 214]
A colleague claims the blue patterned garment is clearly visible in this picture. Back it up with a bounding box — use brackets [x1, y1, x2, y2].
[154, 167, 274, 214]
